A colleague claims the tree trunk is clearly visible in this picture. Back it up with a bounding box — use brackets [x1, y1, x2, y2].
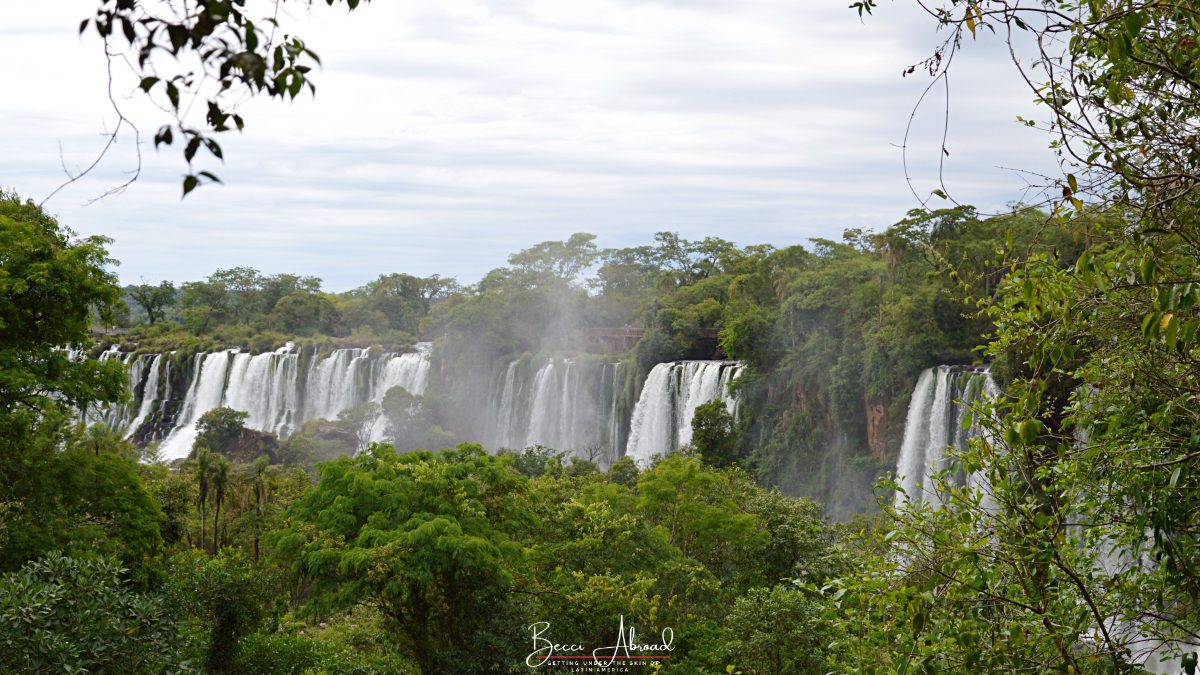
[253, 484, 263, 562]
[212, 494, 221, 554]
[199, 501, 207, 552]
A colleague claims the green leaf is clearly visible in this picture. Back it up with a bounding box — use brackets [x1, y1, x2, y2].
[1142, 312, 1161, 339]
[1141, 258, 1158, 284]
[182, 175, 199, 197]
[1164, 313, 1179, 350]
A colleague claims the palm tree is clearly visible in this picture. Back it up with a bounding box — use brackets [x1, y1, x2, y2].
[250, 455, 270, 562]
[195, 447, 214, 552]
[211, 455, 231, 554]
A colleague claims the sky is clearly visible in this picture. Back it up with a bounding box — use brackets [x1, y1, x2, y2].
[2, 0, 1058, 291]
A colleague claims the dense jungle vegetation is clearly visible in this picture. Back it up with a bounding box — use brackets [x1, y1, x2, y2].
[9, 0, 1200, 672]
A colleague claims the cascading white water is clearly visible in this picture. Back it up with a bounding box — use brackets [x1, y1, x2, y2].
[893, 366, 996, 507]
[607, 362, 622, 458]
[99, 348, 730, 469]
[894, 368, 936, 506]
[98, 343, 433, 460]
[624, 360, 743, 467]
[304, 349, 370, 422]
[222, 344, 301, 435]
[89, 347, 142, 431]
[371, 343, 431, 400]
[526, 361, 560, 448]
[486, 356, 622, 460]
[157, 350, 238, 459]
[124, 354, 162, 439]
[493, 361, 523, 448]
[365, 343, 433, 444]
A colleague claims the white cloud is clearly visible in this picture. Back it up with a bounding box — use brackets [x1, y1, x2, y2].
[1, 0, 1056, 290]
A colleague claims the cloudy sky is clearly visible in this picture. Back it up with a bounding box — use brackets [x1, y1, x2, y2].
[2, 0, 1056, 290]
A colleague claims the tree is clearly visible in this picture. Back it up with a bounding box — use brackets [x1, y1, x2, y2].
[508, 232, 600, 285]
[164, 549, 275, 673]
[272, 443, 529, 673]
[824, 4, 1200, 671]
[210, 455, 231, 554]
[1, 431, 165, 579]
[0, 192, 125, 436]
[335, 401, 381, 453]
[195, 446, 214, 553]
[719, 585, 837, 675]
[249, 456, 269, 563]
[636, 456, 766, 584]
[180, 279, 229, 333]
[379, 386, 454, 452]
[196, 407, 249, 455]
[347, 273, 459, 334]
[690, 399, 738, 468]
[260, 273, 322, 312]
[209, 267, 265, 325]
[270, 291, 339, 335]
[127, 280, 176, 325]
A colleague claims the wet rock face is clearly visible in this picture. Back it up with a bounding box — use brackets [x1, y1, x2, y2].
[866, 400, 888, 460]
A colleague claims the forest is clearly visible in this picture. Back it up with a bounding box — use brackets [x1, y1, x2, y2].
[8, 0, 1200, 673]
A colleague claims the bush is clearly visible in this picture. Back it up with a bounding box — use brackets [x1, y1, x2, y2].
[0, 553, 188, 673]
[163, 549, 280, 672]
[232, 633, 370, 674]
[719, 585, 836, 675]
[232, 612, 415, 675]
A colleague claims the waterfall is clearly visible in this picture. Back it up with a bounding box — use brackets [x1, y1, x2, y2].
[124, 354, 162, 439]
[607, 362, 622, 459]
[156, 350, 238, 459]
[493, 361, 523, 448]
[371, 342, 431, 400]
[486, 356, 622, 461]
[88, 347, 139, 431]
[893, 366, 996, 507]
[95, 342, 433, 460]
[624, 360, 743, 467]
[222, 344, 302, 436]
[304, 349, 371, 422]
[526, 361, 560, 448]
[97, 347, 734, 468]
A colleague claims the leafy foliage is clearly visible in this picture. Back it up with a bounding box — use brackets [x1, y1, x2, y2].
[1, 428, 164, 580]
[273, 443, 529, 672]
[82, 0, 368, 195]
[0, 553, 186, 674]
[0, 193, 125, 440]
